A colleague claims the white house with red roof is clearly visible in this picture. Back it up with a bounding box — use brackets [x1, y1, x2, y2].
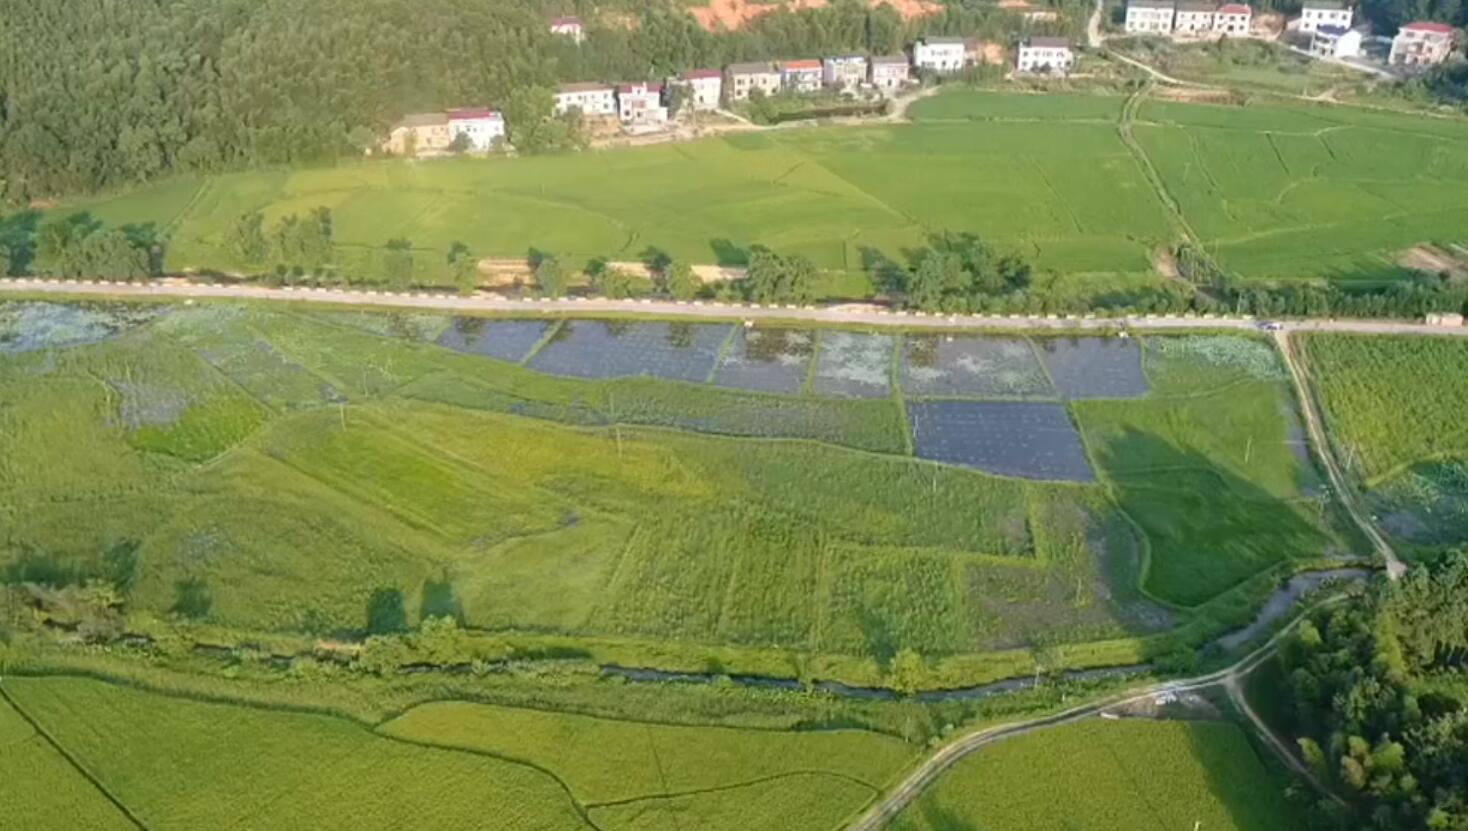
[778, 59, 824, 93]
[617, 82, 667, 126]
[549, 16, 585, 44]
[446, 108, 506, 151]
[1390, 21, 1456, 67]
[674, 69, 723, 111]
[1213, 4, 1252, 34]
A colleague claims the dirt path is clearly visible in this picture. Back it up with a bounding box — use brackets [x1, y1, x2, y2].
[1087, 0, 1106, 48]
[844, 615, 1340, 831]
[7, 278, 1468, 341]
[1223, 671, 1348, 808]
[1273, 331, 1407, 578]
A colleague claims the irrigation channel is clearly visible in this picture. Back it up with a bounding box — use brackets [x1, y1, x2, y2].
[604, 567, 1368, 701]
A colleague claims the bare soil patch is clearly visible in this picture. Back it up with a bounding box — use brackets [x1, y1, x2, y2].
[1398, 244, 1468, 280]
[688, 0, 938, 32]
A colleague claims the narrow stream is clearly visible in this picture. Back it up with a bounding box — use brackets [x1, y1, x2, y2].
[602, 567, 1371, 701]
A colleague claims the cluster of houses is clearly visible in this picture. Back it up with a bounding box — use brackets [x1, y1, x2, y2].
[1124, 0, 1254, 37]
[1124, 0, 1457, 70]
[383, 15, 1089, 155]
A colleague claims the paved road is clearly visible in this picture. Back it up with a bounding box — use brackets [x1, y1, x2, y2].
[1274, 331, 1407, 578]
[6, 277, 1468, 339]
[1086, 0, 1106, 48]
[844, 614, 1340, 831]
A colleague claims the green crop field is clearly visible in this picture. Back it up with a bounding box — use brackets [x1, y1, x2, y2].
[1074, 335, 1333, 605]
[0, 693, 137, 831]
[1300, 333, 1468, 549]
[3, 676, 917, 831]
[2, 676, 590, 830]
[49, 91, 1468, 292]
[0, 301, 1359, 686]
[381, 700, 915, 829]
[889, 718, 1302, 831]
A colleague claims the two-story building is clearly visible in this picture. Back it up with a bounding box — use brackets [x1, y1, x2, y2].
[384, 113, 453, 157]
[446, 108, 506, 151]
[617, 83, 667, 126]
[1213, 4, 1252, 34]
[1298, 1, 1353, 33]
[675, 69, 723, 111]
[549, 16, 584, 44]
[1126, 0, 1177, 34]
[913, 36, 967, 73]
[869, 55, 911, 92]
[726, 62, 782, 101]
[823, 55, 869, 93]
[554, 82, 617, 117]
[1390, 21, 1456, 68]
[779, 59, 824, 93]
[1310, 24, 1362, 57]
[1014, 36, 1075, 74]
[1174, 1, 1217, 33]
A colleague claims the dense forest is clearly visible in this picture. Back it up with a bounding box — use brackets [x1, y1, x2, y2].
[0, 0, 1058, 205]
[1274, 553, 1468, 831]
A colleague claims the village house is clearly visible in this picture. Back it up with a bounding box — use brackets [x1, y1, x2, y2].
[1390, 21, 1456, 68]
[1310, 24, 1362, 57]
[674, 69, 723, 111]
[869, 55, 911, 92]
[1174, 2, 1217, 33]
[1297, 1, 1353, 33]
[617, 82, 667, 126]
[384, 112, 452, 156]
[1126, 0, 1177, 34]
[549, 16, 585, 44]
[778, 59, 824, 93]
[1014, 36, 1075, 74]
[823, 55, 869, 93]
[726, 62, 782, 101]
[1213, 4, 1252, 34]
[554, 82, 617, 117]
[446, 108, 506, 151]
[913, 36, 967, 73]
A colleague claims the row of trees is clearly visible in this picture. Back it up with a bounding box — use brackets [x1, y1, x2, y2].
[1275, 553, 1468, 830]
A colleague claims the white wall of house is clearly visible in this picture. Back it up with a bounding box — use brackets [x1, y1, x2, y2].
[1015, 45, 1074, 73]
[1310, 27, 1361, 57]
[447, 115, 505, 150]
[554, 88, 616, 117]
[678, 75, 722, 111]
[727, 70, 782, 101]
[1298, 5, 1353, 33]
[1174, 9, 1216, 31]
[1125, 4, 1177, 33]
[1390, 26, 1454, 66]
[913, 39, 966, 73]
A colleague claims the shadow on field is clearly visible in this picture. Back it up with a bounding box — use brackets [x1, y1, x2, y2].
[1091, 429, 1329, 606]
[1187, 720, 1305, 831]
[708, 238, 748, 266]
[913, 794, 979, 831]
[0, 210, 40, 274]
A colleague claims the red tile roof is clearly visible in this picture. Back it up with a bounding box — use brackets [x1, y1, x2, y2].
[550, 16, 582, 26]
[446, 108, 501, 120]
[681, 69, 723, 80]
[1400, 20, 1454, 33]
[780, 59, 822, 70]
[618, 82, 663, 94]
[1217, 4, 1251, 14]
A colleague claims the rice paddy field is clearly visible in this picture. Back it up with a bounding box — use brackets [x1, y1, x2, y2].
[888, 718, 1302, 831]
[0, 675, 920, 831]
[0, 300, 1357, 683]
[1301, 333, 1468, 550]
[49, 90, 1468, 294]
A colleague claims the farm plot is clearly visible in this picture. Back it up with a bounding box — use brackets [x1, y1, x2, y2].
[899, 334, 1053, 399]
[434, 318, 556, 364]
[710, 326, 815, 393]
[1035, 336, 1149, 399]
[907, 401, 1095, 482]
[528, 320, 731, 382]
[0, 301, 161, 353]
[813, 331, 895, 398]
[3, 677, 589, 831]
[0, 695, 137, 831]
[889, 719, 1301, 831]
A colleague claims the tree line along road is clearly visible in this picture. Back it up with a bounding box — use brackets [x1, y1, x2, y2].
[4, 277, 1468, 339]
